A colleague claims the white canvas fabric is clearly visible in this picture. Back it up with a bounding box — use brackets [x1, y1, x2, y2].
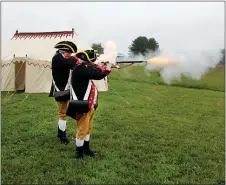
[93, 77, 108, 91]
[1, 61, 15, 91]
[25, 62, 52, 93]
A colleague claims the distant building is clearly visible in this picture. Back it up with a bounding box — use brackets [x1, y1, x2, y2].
[116, 53, 125, 62]
[117, 53, 125, 58]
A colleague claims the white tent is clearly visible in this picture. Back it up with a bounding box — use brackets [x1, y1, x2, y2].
[1, 29, 108, 93]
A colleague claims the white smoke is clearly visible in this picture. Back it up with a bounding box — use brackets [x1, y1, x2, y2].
[144, 49, 223, 84]
[96, 40, 117, 65]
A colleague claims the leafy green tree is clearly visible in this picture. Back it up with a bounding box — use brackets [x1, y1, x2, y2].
[219, 49, 225, 64]
[128, 36, 159, 57]
[91, 43, 104, 54]
[148, 38, 159, 52]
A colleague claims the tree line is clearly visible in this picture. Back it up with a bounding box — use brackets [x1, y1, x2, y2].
[91, 36, 159, 57]
[91, 37, 225, 64]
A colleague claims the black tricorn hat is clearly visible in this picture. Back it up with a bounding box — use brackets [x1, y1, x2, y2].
[54, 41, 77, 53]
[75, 49, 98, 62]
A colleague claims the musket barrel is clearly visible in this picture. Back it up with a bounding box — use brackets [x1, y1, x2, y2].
[116, 61, 146, 64]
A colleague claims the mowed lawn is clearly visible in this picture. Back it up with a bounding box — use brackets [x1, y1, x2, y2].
[1, 66, 225, 184]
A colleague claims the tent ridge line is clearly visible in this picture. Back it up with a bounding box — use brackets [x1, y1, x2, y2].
[1, 61, 51, 68]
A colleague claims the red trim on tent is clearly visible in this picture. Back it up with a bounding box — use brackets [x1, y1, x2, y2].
[11, 30, 77, 40]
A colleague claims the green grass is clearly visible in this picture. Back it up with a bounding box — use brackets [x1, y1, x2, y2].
[1, 66, 225, 184]
[111, 65, 225, 92]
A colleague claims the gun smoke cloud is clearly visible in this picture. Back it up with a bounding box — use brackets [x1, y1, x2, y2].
[96, 40, 117, 65]
[144, 49, 223, 84]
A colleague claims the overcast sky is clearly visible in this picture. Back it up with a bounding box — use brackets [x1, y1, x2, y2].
[1, 2, 225, 55]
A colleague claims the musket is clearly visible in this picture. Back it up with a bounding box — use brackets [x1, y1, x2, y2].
[116, 60, 146, 64]
[99, 60, 147, 69]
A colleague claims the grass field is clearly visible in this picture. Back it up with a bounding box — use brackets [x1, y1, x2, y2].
[1, 66, 225, 184]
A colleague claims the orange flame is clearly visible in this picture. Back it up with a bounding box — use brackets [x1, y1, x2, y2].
[147, 57, 176, 65]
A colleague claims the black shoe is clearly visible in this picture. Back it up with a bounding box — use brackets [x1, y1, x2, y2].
[83, 141, 96, 157]
[57, 128, 70, 144]
[76, 146, 84, 159]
